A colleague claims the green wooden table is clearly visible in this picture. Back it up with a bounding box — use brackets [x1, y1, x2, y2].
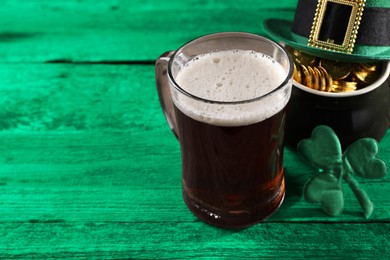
[1, 1, 389, 258]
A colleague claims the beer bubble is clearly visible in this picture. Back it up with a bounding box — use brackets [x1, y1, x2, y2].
[217, 106, 224, 112]
[213, 58, 221, 64]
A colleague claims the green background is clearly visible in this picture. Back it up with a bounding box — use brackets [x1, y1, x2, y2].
[0, 0, 389, 258]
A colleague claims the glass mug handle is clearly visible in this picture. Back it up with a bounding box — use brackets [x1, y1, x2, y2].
[155, 51, 179, 139]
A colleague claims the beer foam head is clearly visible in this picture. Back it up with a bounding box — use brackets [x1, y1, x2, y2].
[172, 50, 291, 126]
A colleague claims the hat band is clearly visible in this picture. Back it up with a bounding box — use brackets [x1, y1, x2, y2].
[290, 31, 390, 59]
[292, 0, 390, 46]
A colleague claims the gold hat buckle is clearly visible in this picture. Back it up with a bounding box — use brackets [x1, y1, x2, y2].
[308, 0, 366, 54]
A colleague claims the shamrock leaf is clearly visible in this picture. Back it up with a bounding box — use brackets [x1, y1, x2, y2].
[297, 125, 342, 171]
[343, 138, 387, 179]
[344, 174, 374, 219]
[304, 170, 344, 216]
[298, 125, 388, 219]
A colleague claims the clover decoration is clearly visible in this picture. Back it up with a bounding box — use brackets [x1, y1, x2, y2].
[298, 125, 388, 218]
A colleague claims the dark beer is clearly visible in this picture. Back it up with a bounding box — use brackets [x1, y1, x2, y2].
[171, 49, 291, 228]
[175, 105, 286, 228]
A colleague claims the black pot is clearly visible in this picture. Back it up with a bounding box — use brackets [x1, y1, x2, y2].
[285, 62, 390, 150]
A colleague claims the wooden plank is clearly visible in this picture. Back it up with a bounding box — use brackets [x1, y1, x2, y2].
[0, 63, 389, 223]
[0, 222, 389, 258]
[0, 63, 161, 131]
[0, 0, 296, 62]
[0, 1, 388, 258]
[0, 130, 389, 223]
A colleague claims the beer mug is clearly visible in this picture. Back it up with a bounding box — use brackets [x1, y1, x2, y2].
[155, 32, 293, 228]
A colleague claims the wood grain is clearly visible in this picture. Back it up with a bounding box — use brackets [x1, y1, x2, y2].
[0, 0, 389, 258]
[0, 64, 159, 130]
[1, 222, 389, 258]
[0, 0, 296, 62]
[0, 64, 388, 225]
[1, 130, 389, 223]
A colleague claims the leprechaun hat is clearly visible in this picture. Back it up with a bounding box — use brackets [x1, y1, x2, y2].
[263, 0, 390, 62]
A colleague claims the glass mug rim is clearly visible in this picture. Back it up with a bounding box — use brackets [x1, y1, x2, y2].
[167, 32, 294, 105]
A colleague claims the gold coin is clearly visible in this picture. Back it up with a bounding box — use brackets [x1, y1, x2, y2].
[332, 81, 357, 92]
[300, 64, 313, 89]
[314, 67, 327, 92]
[293, 62, 302, 83]
[311, 66, 320, 90]
[327, 74, 334, 92]
[358, 63, 379, 72]
[308, 66, 319, 90]
[289, 49, 317, 67]
[318, 66, 333, 92]
[319, 59, 352, 80]
[286, 46, 378, 93]
[352, 66, 380, 85]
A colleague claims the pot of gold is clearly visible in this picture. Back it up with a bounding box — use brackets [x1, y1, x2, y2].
[262, 0, 390, 149]
[285, 48, 390, 149]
